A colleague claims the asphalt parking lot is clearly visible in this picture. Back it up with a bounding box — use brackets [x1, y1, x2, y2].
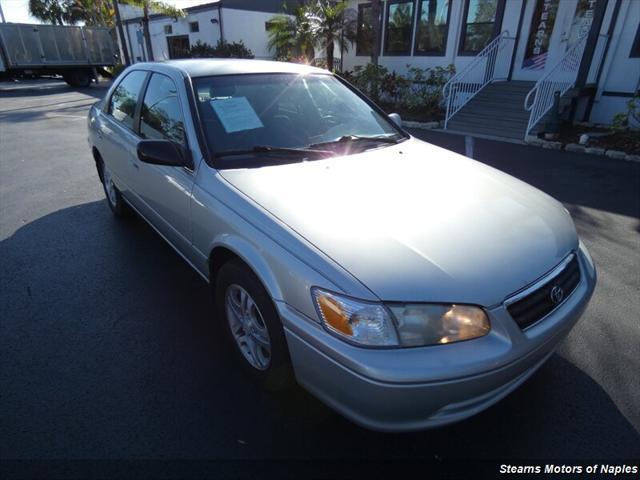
[1, 80, 639, 471]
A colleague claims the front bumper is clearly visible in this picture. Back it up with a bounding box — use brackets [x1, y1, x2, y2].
[278, 247, 597, 432]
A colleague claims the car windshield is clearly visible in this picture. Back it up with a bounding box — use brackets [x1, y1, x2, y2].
[192, 73, 405, 167]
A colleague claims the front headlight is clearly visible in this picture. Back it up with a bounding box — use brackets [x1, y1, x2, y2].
[389, 304, 490, 346]
[312, 288, 399, 346]
[312, 288, 490, 347]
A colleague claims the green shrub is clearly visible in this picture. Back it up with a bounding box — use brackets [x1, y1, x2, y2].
[189, 40, 254, 59]
[342, 63, 455, 120]
[612, 94, 640, 131]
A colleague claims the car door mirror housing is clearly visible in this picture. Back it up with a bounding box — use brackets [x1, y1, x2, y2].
[137, 139, 192, 168]
[388, 113, 402, 128]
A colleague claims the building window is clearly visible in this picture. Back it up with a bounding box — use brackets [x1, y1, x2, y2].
[414, 0, 451, 55]
[631, 24, 640, 58]
[384, 0, 415, 55]
[459, 0, 504, 55]
[189, 21, 199, 33]
[356, 3, 377, 56]
[164, 24, 173, 35]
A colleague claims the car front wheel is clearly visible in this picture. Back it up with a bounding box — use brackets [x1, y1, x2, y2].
[216, 259, 293, 391]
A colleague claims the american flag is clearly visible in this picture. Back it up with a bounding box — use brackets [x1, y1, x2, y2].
[523, 52, 548, 70]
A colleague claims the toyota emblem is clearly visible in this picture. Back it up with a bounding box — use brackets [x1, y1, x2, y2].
[550, 285, 564, 305]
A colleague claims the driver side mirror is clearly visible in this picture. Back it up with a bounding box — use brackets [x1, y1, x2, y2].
[388, 113, 402, 128]
[137, 139, 192, 169]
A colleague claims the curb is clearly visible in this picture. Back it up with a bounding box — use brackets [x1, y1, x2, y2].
[402, 120, 443, 129]
[523, 134, 639, 163]
[403, 121, 639, 163]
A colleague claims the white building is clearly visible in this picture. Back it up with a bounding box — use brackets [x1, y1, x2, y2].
[117, 0, 291, 63]
[343, 0, 640, 137]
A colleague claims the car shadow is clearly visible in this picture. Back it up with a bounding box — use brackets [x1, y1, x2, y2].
[1, 201, 638, 459]
[0, 79, 111, 100]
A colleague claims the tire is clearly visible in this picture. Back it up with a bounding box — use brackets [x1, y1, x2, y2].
[100, 161, 130, 218]
[64, 69, 91, 88]
[215, 259, 293, 391]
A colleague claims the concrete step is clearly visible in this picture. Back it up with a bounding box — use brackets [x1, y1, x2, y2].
[452, 112, 530, 125]
[473, 90, 531, 101]
[483, 84, 534, 94]
[464, 100, 529, 114]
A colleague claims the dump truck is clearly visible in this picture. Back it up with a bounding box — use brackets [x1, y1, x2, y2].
[0, 22, 117, 87]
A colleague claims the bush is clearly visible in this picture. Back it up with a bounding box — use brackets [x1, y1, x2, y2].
[342, 63, 455, 120]
[189, 40, 254, 59]
[611, 94, 640, 131]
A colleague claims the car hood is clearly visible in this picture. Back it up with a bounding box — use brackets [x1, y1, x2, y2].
[220, 138, 578, 306]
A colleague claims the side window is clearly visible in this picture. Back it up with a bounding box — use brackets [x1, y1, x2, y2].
[139, 73, 186, 145]
[108, 70, 147, 130]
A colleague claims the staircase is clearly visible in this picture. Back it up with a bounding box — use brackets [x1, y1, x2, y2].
[446, 81, 536, 140]
[442, 32, 589, 141]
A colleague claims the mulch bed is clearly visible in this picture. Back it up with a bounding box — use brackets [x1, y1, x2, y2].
[379, 102, 443, 123]
[557, 124, 640, 153]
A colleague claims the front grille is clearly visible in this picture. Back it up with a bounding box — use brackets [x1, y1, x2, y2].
[507, 256, 581, 330]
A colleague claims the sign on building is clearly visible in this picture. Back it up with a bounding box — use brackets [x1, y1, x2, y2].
[523, 0, 559, 70]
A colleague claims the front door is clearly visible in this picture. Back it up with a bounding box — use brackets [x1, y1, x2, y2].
[512, 0, 595, 81]
[167, 35, 190, 59]
[132, 72, 195, 256]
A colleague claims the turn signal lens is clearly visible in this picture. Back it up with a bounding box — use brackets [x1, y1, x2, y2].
[317, 295, 352, 335]
[312, 288, 399, 347]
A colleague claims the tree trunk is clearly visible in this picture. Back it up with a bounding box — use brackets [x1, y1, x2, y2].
[112, 0, 130, 65]
[142, 3, 154, 61]
[326, 38, 334, 71]
[370, 0, 381, 66]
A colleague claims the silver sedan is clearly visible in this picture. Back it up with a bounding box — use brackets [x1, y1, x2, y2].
[87, 59, 596, 432]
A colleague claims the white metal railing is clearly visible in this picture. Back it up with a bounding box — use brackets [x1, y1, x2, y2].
[443, 31, 515, 128]
[524, 34, 589, 136]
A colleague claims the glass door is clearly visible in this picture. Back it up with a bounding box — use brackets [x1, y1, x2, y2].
[511, 0, 591, 81]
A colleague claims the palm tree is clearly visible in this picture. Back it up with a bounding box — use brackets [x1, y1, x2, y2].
[370, 0, 381, 66]
[266, 0, 356, 71]
[134, 1, 185, 62]
[28, 0, 72, 25]
[266, 4, 315, 63]
[307, 0, 356, 71]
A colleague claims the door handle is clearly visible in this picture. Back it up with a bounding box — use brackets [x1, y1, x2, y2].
[132, 162, 139, 170]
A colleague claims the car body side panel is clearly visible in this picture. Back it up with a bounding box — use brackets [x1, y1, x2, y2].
[190, 165, 380, 321]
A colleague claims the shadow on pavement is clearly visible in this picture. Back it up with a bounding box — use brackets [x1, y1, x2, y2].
[409, 129, 640, 221]
[1, 201, 638, 459]
[0, 80, 110, 100]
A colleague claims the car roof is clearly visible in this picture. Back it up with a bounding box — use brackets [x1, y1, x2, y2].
[135, 59, 330, 77]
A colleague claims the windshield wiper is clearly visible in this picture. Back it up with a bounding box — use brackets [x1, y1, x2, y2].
[308, 134, 402, 149]
[216, 145, 334, 158]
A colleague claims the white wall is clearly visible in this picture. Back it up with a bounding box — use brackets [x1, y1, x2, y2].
[147, 9, 222, 61]
[221, 8, 278, 59]
[120, 6, 279, 63]
[590, 0, 640, 124]
[342, 0, 524, 75]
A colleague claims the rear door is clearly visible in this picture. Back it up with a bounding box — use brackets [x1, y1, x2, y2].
[94, 69, 148, 201]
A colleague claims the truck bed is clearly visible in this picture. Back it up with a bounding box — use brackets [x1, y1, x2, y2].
[0, 23, 115, 70]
